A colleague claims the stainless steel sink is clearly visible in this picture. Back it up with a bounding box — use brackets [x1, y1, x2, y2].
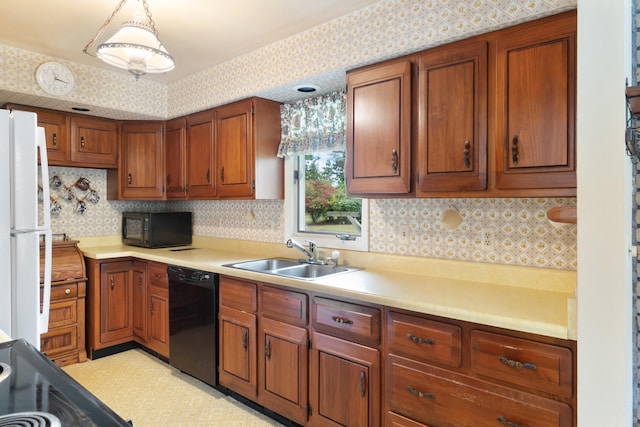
[223, 258, 360, 280]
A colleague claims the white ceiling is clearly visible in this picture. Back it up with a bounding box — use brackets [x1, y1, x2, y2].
[0, 0, 382, 84]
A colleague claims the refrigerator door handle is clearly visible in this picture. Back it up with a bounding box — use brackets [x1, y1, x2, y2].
[36, 127, 52, 334]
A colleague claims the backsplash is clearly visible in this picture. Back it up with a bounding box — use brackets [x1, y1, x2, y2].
[47, 167, 576, 270]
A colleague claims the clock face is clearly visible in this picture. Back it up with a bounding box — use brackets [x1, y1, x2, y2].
[35, 62, 74, 96]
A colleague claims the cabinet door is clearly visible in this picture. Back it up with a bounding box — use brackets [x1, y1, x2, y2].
[346, 61, 412, 195]
[309, 332, 380, 427]
[131, 265, 147, 342]
[166, 117, 188, 199]
[70, 116, 118, 168]
[186, 110, 217, 199]
[258, 317, 309, 425]
[147, 261, 169, 357]
[99, 261, 133, 343]
[119, 121, 165, 200]
[416, 40, 488, 193]
[216, 99, 254, 198]
[219, 305, 258, 400]
[495, 12, 576, 190]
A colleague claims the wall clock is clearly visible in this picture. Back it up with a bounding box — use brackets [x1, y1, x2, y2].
[35, 62, 74, 96]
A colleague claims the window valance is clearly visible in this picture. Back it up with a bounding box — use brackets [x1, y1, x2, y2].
[277, 90, 346, 157]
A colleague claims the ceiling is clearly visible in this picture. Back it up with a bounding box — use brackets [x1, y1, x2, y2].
[0, 0, 382, 85]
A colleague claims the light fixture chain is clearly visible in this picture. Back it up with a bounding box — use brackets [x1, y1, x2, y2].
[82, 0, 129, 56]
[141, 0, 158, 36]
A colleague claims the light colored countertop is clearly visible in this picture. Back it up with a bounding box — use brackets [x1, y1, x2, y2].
[78, 236, 577, 341]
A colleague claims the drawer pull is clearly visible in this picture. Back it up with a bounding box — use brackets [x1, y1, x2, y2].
[154, 273, 164, 279]
[406, 385, 434, 399]
[406, 333, 435, 345]
[332, 316, 353, 325]
[64, 288, 71, 295]
[498, 356, 537, 371]
[497, 416, 526, 427]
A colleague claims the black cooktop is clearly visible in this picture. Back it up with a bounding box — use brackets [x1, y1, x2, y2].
[0, 339, 131, 426]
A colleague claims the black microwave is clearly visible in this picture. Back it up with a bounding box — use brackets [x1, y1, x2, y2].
[122, 212, 192, 248]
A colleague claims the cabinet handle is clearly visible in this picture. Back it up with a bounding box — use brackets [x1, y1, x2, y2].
[406, 333, 435, 345]
[331, 316, 353, 325]
[391, 149, 398, 173]
[497, 416, 525, 427]
[110, 276, 114, 290]
[138, 276, 143, 288]
[406, 385, 434, 399]
[206, 168, 211, 183]
[64, 288, 71, 295]
[463, 140, 471, 169]
[511, 135, 519, 165]
[498, 356, 537, 370]
[154, 273, 164, 279]
[150, 298, 154, 315]
[128, 173, 133, 185]
[220, 166, 224, 183]
[359, 370, 366, 397]
[52, 133, 57, 148]
[80, 136, 86, 149]
[265, 337, 271, 360]
[242, 329, 248, 351]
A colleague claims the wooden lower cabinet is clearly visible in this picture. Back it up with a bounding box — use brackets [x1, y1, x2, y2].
[219, 304, 258, 399]
[309, 332, 381, 427]
[86, 258, 169, 358]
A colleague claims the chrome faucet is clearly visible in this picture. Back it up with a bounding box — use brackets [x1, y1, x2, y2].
[286, 238, 319, 264]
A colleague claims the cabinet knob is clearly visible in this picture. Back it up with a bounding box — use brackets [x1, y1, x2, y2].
[64, 288, 71, 294]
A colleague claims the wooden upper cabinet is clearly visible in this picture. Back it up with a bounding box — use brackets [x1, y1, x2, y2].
[216, 97, 283, 200]
[70, 115, 118, 168]
[416, 40, 488, 194]
[346, 60, 412, 195]
[116, 121, 165, 200]
[165, 117, 188, 199]
[495, 11, 576, 191]
[185, 109, 217, 199]
[216, 99, 254, 198]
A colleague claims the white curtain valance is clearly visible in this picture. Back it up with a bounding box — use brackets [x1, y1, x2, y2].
[277, 90, 346, 157]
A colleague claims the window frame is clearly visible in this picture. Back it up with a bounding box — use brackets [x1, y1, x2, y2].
[284, 155, 369, 253]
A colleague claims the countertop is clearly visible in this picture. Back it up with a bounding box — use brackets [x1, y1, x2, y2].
[78, 236, 577, 341]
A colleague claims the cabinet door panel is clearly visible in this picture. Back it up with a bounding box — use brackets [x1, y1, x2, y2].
[495, 12, 576, 190]
[186, 110, 217, 198]
[99, 264, 132, 343]
[166, 118, 188, 199]
[347, 61, 412, 195]
[70, 116, 117, 167]
[132, 269, 146, 341]
[219, 305, 257, 399]
[417, 41, 487, 193]
[217, 99, 254, 198]
[120, 122, 164, 199]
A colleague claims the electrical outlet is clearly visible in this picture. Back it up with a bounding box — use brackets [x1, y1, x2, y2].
[399, 223, 410, 244]
[480, 227, 494, 250]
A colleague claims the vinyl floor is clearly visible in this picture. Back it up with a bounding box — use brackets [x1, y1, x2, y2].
[62, 349, 284, 427]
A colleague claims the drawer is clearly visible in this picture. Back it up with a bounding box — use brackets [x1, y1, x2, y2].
[387, 354, 572, 427]
[260, 286, 308, 325]
[48, 300, 77, 328]
[148, 262, 168, 288]
[386, 411, 431, 427]
[220, 276, 257, 312]
[49, 283, 78, 301]
[41, 325, 78, 356]
[387, 311, 461, 368]
[312, 297, 380, 345]
[470, 330, 573, 397]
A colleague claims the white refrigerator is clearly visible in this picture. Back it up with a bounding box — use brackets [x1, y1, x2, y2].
[0, 109, 52, 350]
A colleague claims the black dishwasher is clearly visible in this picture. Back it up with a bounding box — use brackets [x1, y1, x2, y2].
[168, 265, 218, 387]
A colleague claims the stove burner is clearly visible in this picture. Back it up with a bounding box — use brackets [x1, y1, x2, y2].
[0, 363, 10, 384]
[0, 412, 61, 427]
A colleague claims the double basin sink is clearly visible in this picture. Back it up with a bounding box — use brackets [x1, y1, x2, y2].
[224, 258, 360, 280]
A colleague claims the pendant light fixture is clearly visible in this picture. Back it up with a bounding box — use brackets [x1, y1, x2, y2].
[83, 0, 174, 79]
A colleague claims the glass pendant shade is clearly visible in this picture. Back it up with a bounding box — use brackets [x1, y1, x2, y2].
[97, 21, 175, 78]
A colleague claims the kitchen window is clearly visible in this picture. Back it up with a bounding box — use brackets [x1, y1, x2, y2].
[280, 91, 368, 252]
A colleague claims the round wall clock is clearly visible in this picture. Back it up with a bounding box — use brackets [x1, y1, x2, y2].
[35, 62, 75, 96]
